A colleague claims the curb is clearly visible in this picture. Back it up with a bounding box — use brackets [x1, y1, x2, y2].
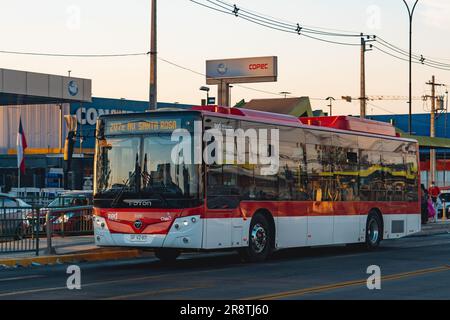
[409, 231, 450, 238]
[0, 249, 144, 268]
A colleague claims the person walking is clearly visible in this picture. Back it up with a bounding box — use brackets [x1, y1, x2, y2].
[429, 182, 441, 222]
[421, 184, 429, 225]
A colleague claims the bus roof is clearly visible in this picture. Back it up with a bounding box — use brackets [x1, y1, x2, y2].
[192, 105, 400, 138]
[100, 105, 414, 141]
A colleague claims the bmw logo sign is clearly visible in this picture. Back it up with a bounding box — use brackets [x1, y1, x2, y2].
[217, 63, 228, 75]
[68, 80, 79, 97]
[134, 220, 143, 229]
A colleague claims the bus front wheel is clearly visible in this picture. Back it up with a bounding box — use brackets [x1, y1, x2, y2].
[240, 213, 273, 263]
[365, 212, 383, 250]
[155, 248, 180, 263]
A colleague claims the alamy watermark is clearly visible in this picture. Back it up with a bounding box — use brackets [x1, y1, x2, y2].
[66, 265, 81, 290]
[366, 5, 382, 30]
[366, 265, 381, 290]
[66, 5, 81, 31]
[170, 121, 280, 176]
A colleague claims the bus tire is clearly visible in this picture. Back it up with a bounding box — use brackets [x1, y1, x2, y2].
[365, 212, 383, 250]
[155, 248, 180, 263]
[240, 213, 273, 263]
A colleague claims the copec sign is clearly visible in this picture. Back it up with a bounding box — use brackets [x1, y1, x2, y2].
[206, 56, 278, 84]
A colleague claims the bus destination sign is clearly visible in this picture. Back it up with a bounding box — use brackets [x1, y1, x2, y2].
[106, 119, 181, 135]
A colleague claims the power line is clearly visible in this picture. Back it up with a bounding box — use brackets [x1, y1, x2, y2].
[191, 0, 363, 46]
[373, 46, 450, 71]
[376, 37, 450, 68]
[210, 0, 362, 37]
[0, 50, 148, 58]
[191, 0, 450, 71]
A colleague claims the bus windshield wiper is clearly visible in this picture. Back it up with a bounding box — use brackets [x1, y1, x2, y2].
[111, 153, 141, 206]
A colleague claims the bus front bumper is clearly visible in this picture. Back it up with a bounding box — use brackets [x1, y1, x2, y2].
[93, 215, 203, 249]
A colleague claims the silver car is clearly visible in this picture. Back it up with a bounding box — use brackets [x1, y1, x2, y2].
[0, 193, 32, 240]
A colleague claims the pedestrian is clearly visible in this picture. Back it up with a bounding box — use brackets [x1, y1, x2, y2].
[429, 182, 441, 221]
[421, 184, 429, 225]
[427, 196, 436, 223]
[429, 181, 441, 204]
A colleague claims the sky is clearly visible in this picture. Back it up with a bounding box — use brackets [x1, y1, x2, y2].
[0, 0, 449, 117]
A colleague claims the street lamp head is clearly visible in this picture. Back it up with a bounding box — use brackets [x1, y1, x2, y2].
[199, 86, 210, 92]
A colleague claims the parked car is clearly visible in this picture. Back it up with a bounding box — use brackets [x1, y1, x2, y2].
[34, 191, 93, 234]
[0, 193, 32, 240]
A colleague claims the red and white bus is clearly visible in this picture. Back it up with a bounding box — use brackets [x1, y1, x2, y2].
[93, 106, 421, 262]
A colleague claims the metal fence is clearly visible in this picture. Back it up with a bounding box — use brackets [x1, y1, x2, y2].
[43, 206, 94, 237]
[0, 207, 40, 255]
[0, 205, 93, 256]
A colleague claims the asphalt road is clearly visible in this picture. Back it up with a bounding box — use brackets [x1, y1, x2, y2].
[1, 233, 449, 300]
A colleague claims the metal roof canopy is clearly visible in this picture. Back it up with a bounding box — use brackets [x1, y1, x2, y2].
[0, 68, 91, 105]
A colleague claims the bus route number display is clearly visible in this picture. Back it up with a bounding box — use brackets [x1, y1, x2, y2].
[106, 119, 180, 134]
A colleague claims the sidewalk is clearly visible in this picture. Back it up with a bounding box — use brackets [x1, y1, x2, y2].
[0, 236, 147, 268]
[413, 220, 450, 237]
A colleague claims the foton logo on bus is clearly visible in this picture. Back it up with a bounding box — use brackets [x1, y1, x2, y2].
[171, 121, 280, 176]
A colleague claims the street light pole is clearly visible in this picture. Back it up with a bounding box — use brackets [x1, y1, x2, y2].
[326, 97, 335, 116]
[200, 86, 210, 105]
[149, 0, 157, 111]
[403, 0, 419, 135]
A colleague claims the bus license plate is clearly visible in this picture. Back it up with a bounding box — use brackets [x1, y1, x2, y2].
[125, 234, 151, 244]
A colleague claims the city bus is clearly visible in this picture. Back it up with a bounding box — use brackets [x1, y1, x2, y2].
[93, 105, 421, 262]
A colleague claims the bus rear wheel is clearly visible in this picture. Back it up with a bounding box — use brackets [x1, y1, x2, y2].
[240, 213, 273, 263]
[365, 212, 383, 250]
[155, 248, 180, 263]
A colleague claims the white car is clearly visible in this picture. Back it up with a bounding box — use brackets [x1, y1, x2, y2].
[437, 191, 450, 219]
[0, 193, 32, 239]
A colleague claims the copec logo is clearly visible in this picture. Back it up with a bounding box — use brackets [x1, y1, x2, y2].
[68, 80, 79, 97]
[171, 121, 280, 176]
[217, 63, 228, 75]
[249, 63, 269, 70]
[75, 108, 134, 126]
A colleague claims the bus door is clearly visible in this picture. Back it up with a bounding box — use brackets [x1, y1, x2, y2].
[203, 164, 240, 249]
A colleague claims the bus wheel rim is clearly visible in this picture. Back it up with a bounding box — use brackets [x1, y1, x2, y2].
[251, 224, 267, 253]
[368, 218, 379, 244]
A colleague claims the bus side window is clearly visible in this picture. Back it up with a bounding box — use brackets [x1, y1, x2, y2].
[306, 144, 324, 201]
[206, 165, 240, 209]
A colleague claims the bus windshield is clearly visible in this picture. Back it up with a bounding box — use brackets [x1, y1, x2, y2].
[94, 115, 202, 209]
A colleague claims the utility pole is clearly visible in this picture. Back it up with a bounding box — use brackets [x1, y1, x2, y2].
[326, 97, 335, 116]
[360, 35, 375, 119]
[149, 0, 157, 110]
[425, 76, 445, 186]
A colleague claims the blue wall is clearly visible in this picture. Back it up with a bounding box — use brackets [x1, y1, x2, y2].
[369, 114, 450, 155]
[368, 114, 450, 138]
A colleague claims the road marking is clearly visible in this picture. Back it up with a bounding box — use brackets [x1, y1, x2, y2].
[243, 265, 450, 300]
[0, 275, 44, 282]
[0, 266, 234, 298]
[102, 285, 210, 300]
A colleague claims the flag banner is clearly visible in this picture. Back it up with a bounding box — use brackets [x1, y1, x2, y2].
[17, 117, 28, 174]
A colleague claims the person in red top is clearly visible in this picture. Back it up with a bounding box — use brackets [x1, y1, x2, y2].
[429, 182, 441, 203]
